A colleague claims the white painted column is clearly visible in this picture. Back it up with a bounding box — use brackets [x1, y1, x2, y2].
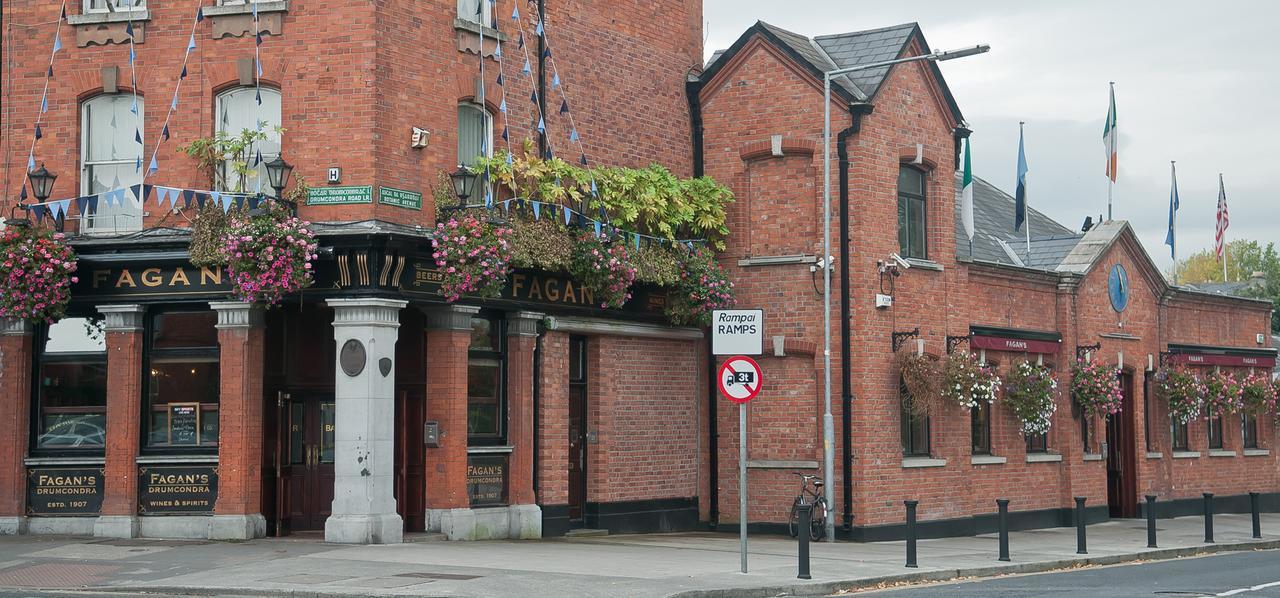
[324, 298, 407, 544]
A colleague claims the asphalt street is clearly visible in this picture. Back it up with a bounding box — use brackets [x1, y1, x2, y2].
[859, 549, 1280, 597]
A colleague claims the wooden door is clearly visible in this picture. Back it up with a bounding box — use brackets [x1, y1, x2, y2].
[395, 390, 426, 532]
[283, 397, 336, 531]
[568, 336, 588, 524]
[1106, 372, 1138, 518]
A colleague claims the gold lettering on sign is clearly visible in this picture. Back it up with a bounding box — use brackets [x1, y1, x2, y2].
[200, 266, 222, 285]
[527, 277, 543, 300]
[170, 267, 190, 286]
[141, 268, 163, 287]
[545, 278, 561, 301]
[93, 270, 110, 289]
[512, 273, 527, 297]
[115, 269, 137, 288]
[563, 279, 577, 303]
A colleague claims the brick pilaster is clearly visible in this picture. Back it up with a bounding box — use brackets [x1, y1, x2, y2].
[210, 302, 265, 519]
[424, 305, 478, 511]
[96, 305, 145, 537]
[0, 319, 34, 531]
[506, 311, 542, 505]
[537, 331, 570, 506]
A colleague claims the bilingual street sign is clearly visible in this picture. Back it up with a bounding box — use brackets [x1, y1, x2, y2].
[712, 309, 763, 356]
[307, 185, 373, 206]
[378, 186, 422, 210]
[718, 355, 762, 404]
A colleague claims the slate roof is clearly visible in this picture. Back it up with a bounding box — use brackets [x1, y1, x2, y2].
[756, 22, 866, 101]
[814, 23, 918, 99]
[1182, 280, 1265, 298]
[955, 176, 1080, 269]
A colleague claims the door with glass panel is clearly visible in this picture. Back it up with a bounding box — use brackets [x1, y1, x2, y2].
[282, 396, 335, 531]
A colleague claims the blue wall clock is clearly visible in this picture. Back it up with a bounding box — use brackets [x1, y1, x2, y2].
[1108, 263, 1129, 312]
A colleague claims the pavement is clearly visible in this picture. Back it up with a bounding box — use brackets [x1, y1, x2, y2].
[0, 513, 1274, 598]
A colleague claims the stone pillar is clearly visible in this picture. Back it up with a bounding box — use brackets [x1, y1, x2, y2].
[324, 298, 407, 544]
[0, 318, 34, 535]
[209, 301, 267, 540]
[95, 304, 146, 539]
[423, 305, 478, 537]
[505, 311, 542, 538]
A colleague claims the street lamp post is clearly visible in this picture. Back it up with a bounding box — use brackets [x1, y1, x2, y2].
[264, 155, 295, 215]
[819, 43, 988, 541]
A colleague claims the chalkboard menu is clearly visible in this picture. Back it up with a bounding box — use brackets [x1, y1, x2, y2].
[466, 454, 508, 507]
[27, 467, 104, 516]
[168, 403, 200, 446]
[138, 465, 218, 514]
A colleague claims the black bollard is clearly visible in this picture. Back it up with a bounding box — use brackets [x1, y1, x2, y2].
[1074, 497, 1088, 555]
[1203, 493, 1215, 543]
[1145, 495, 1158, 548]
[1251, 492, 1262, 539]
[797, 501, 812, 580]
[996, 499, 1010, 562]
[905, 500, 919, 568]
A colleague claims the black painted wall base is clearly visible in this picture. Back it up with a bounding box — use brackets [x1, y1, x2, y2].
[584, 497, 699, 535]
[1139, 492, 1280, 519]
[541, 503, 570, 538]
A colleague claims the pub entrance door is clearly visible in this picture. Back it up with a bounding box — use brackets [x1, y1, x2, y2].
[568, 336, 588, 526]
[1106, 371, 1138, 518]
[280, 396, 336, 531]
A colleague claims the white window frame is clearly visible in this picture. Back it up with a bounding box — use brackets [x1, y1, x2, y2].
[214, 86, 282, 193]
[84, 0, 147, 14]
[457, 0, 494, 28]
[457, 102, 493, 168]
[215, 0, 268, 5]
[81, 94, 144, 234]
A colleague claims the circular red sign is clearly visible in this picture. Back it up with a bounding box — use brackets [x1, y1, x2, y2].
[717, 355, 763, 404]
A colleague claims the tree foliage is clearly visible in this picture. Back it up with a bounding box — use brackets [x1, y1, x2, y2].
[1173, 239, 1280, 333]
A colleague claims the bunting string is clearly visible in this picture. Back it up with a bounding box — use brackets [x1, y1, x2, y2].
[125, 1, 144, 173]
[25, 0, 68, 184]
[250, 0, 265, 191]
[510, 2, 555, 163]
[20, 183, 264, 225]
[491, 1, 517, 186]
[145, 5, 206, 179]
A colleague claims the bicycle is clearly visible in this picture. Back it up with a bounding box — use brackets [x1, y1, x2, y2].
[788, 473, 828, 541]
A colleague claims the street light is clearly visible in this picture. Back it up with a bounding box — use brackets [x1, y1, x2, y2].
[27, 163, 58, 202]
[819, 43, 989, 541]
[261, 155, 295, 216]
[450, 165, 478, 204]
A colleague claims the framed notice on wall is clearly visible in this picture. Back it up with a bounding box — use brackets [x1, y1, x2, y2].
[168, 403, 200, 446]
[466, 454, 508, 507]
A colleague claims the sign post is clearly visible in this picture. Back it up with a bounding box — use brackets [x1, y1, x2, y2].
[718, 354, 763, 574]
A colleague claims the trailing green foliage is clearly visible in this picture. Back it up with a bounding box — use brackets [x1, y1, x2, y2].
[179, 126, 284, 193]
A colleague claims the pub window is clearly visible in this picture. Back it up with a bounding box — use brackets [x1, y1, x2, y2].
[1171, 417, 1189, 451]
[1243, 413, 1258, 449]
[467, 315, 506, 443]
[145, 311, 220, 449]
[1207, 407, 1224, 450]
[35, 317, 107, 450]
[1081, 414, 1092, 453]
[971, 359, 995, 455]
[85, 0, 146, 14]
[1026, 432, 1048, 453]
[897, 166, 927, 260]
[81, 94, 144, 233]
[215, 86, 282, 193]
[458, 103, 493, 170]
[457, 0, 494, 27]
[901, 379, 930, 457]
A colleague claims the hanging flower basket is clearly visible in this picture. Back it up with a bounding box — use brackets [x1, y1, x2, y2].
[665, 245, 735, 327]
[897, 347, 942, 416]
[220, 205, 318, 306]
[1204, 371, 1245, 415]
[940, 351, 1001, 410]
[1004, 361, 1058, 435]
[0, 227, 78, 323]
[1070, 359, 1123, 417]
[1159, 368, 1206, 425]
[432, 214, 513, 302]
[1240, 373, 1276, 416]
[569, 231, 637, 309]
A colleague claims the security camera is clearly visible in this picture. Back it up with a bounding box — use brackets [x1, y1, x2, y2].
[890, 253, 911, 270]
[815, 255, 836, 270]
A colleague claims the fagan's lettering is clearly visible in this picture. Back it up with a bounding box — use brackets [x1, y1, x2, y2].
[73, 264, 231, 298]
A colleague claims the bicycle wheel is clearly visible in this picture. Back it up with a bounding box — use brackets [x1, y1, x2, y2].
[809, 498, 828, 541]
[788, 498, 801, 538]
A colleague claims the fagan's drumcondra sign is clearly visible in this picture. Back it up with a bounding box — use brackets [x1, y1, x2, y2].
[27, 467, 104, 516]
[72, 263, 232, 299]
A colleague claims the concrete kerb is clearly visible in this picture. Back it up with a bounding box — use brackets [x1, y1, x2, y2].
[78, 589, 424, 598]
[665, 538, 1280, 598]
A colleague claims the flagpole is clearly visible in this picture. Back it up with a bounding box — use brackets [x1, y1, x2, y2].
[1170, 161, 1177, 285]
[1221, 173, 1228, 282]
[1106, 82, 1115, 221]
[1021, 121, 1030, 261]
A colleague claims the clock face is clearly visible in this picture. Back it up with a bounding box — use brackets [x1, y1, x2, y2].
[1108, 264, 1129, 312]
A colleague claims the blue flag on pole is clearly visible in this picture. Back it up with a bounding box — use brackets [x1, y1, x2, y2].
[1014, 125, 1029, 231]
[1165, 162, 1179, 258]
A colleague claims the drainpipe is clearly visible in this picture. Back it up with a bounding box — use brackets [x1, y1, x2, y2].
[532, 324, 544, 502]
[686, 72, 716, 528]
[536, 0, 547, 159]
[839, 103, 873, 532]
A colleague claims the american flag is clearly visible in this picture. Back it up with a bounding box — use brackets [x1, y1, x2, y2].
[1215, 174, 1229, 262]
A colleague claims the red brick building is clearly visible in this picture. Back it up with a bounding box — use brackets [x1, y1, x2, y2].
[1, 1, 1275, 546]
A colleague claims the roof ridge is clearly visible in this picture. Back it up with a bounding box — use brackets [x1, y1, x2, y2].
[813, 22, 918, 39]
[807, 37, 867, 100]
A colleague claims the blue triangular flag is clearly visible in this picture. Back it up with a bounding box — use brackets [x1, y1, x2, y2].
[148, 154, 159, 174]
[532, 201, 541, 220]
[256, 89, 262, 105]
[552, 73, 560, 88]
[580, 154, 588, 166]
[594, 220, 602, 237]
[56, 199, 71, 219]
[46, 201, 61, 220]
[102, 190, 116, 208]
[141, 184, 153, 205]
[161, 124, 170, 140]
[135, 129, 142, 144]
[530, 90, 537, 103]
[125, 21, 134, 38]
[496, 73, 503, 86]
[234, 196, 246, 210]
[634, 233, 641, 250]
[128, 184, 143, 204]
[27, 153, 35, 170]
[182, 189, 195, 208]
[19, 186, 27, 201]
[560, 99, 569, 114]
[130, 97, 138, 114]
[501, 126, 509, 141]
[502, 199, 510, 214]
[535, 19, 544, 36]
[485, 189, 493, 208]
[194, 192, 208, 209]
[155, 186, 168, 207]
[256, 58, 263, 77]
[171, 93, 179, 110]
[511, 5, 519, 20]
[52, 33, 62, 53]
[210, 191, 225, 212]
[180, 65, 187, 79]
[543, 48, 550, 59]
[254, 149, 263, 166]
[247, 195, 261, 210]
[48, 65, 54, 78]
[563, 204, 572, 225]
[136, 157, 142, 172]
[599, 206, 608, 222]
[537, 117, 545, 133]
[493, 44, 502, 59]
[505, 152, 513, 166]
[187, 34, 196, 52]
[40, 95, 48, 113]
[687, 241, 695, 250]
[75, 195, 91, 215]
[518, 32, 524, 49]
[252, 1, 258, 18]
[34, 123, 42, 140]
[256, 32, 262, 47]
[167, 188, 180, 208]
[196, 7, 204, 22]
[522, 59, 531, 76]
[31, 204, 46, 224]
[590, 180, 598, 196]
[61, 5, 66, 19]
[499, 98, 507, 113]
[569, 128, 579, 142]
[129, 46, 136, 65]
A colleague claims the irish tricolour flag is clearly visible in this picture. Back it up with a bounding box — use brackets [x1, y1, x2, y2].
[1103, 83, 1118, 182]
[961, 137, 974, 242]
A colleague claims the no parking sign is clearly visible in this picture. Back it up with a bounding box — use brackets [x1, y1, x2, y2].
[717, 355, 762, 404]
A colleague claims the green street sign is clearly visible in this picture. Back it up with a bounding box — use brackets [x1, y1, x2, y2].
[307, 185, 373, 205]
[379, 186, 422, 210]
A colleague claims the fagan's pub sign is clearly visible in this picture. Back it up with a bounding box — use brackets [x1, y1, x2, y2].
[27, 467, 104, 516]
[73, 263, 232, 299]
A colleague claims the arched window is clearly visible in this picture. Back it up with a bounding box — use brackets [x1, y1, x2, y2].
[457, 103, 492, 168]
[81, 94, 145, 232]
[897, 166, 927, 259]
[215, 86, 282, 192]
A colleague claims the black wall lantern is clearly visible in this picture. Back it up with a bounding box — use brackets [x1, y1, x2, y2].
[27, 164, 57, 202]
[264, 155, 294, 200]
[450, 165, 477, 203]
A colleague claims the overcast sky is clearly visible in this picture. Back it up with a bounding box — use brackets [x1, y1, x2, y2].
[703, 0, 1278, 272]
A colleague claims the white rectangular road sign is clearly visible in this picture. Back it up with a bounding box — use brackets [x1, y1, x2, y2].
[712, 309, 763, 356]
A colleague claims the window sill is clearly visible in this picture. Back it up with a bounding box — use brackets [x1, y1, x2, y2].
[136, 454, 218, 464]
[902, 457, 946, 468]
[25, 456, 106, 466]
[453, 18, 508, 41]
[1243, 449, 1270, 457]
[1083, 453, 1104, 461]
[1171, 451, 1200, 459]
[1026, 452, 1063, 463]
[67, 10, 151, 25]
[201, 1, 288, 17]
[970, 455, 1006, 466]
[905, 258, 944, 272]
[467, 445, 514, 454]
[1146, 451, 1163, 459]
[747, 460, 819, 469]
[1208, 450, 1237, 458]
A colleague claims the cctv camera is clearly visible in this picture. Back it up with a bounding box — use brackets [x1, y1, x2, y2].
[816, 255, 836, 270]
[890, 253, 911, 270]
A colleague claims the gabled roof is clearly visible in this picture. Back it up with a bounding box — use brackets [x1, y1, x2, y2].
[954, 176, 1080, 269]
[700, 21, 964, 123]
